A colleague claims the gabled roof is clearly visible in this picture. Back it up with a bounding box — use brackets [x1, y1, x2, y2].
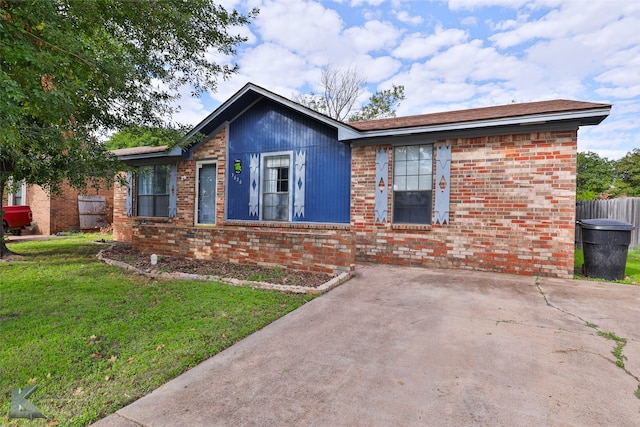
[350, 100, 611, 132]
[182, 83, 360, 146]
[113, 82, 611, 162]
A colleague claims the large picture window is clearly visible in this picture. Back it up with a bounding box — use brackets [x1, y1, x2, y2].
[393, 145, 433, 224]
[137, 165, 170, 217]
[196, 161, 217, 224]
[262, 154, 291, 221]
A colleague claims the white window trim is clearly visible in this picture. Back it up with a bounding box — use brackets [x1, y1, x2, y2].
[259, 151, 293, 222]
[194, 160, 218, 225]
[7, 179, 27, 206]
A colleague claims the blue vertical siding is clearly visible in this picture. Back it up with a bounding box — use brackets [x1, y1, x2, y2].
[227, 99, 350, 223]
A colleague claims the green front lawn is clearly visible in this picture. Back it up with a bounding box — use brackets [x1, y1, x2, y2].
[1, 235, 314, 426]
[575, 247, 640, 284]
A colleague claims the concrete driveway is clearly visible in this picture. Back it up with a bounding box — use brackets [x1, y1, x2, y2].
[94, 264, 640, 426]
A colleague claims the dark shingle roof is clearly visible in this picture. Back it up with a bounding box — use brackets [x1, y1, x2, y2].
[349, 99, 611, 131]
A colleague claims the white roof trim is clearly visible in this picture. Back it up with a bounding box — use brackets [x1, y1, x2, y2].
[184, 83, 359, 142]
[340, 107, 612, 141]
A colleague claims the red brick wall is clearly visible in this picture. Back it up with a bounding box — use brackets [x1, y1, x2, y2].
[26, 182, 113, 235]
[114, 128, 578, 278]
[352, 130, 578, 278]
[113, 172, 134, 242]
[131, 221, 354, 275]
[113, 128, 355, 275]
[27, 185, 52, 234]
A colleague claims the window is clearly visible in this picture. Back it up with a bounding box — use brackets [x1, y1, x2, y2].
[7, 179, 26, 206]
[262, 154, 291, 221]
[137, 165, 170, 217]
[393, 145, 433, 224]
[196, 161, 217, 224]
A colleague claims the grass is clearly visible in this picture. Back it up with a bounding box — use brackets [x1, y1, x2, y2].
[574, 247, 640, 284]
[0, 234, 314, 426]
[597, 331, 628, 368]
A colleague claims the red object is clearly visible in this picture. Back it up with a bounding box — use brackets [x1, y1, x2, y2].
[2, 205, 33, 235]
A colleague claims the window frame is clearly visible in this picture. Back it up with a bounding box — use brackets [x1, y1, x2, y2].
[7, 179, 27, 206]
[136, 164, 171, 217]
[194, 160, 217, 225]
[259, 151, 293, 222]
[392, 144, 434, 225]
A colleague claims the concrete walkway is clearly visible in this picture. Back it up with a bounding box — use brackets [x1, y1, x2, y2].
[94, 264, 640, 426]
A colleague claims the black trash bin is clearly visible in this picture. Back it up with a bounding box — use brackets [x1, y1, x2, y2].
[579, 219, 635, 281]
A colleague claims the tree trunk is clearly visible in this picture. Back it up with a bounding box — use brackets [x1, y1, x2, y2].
[0, 177, 15, 258]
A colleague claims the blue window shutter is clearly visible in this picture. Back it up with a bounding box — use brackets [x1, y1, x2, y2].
[169, 164, 178, 218]
[375, 147, 389, 224]
[126, 171, 133, 217]
[434, 142, 451, 225]
[249, 154, 259, 217]
[294, 150, 306, 218]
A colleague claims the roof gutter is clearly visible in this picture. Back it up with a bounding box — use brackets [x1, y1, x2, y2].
[115, 146, 185, 166]
[341, 106, 612, 142]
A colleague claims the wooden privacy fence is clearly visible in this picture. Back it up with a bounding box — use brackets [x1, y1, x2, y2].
[78, 195, 109, 230]
[576, 198, 640, 250]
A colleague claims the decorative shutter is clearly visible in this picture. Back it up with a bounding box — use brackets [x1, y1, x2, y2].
[168, 164, 178, 218]
[125, 171, 133, 217]
[375, 147, 389, 224]
[294, 150, 306, 218]
[249, 154, 259, 217]
[434, 142, 451, 225]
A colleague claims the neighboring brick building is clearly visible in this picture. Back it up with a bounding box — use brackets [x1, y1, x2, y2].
[4, 181, 113, 235]
[113, 83, 610, 278]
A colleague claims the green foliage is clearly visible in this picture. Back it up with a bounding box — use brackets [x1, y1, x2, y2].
[576, 151, 615, 200]
[296, 65, 405, 122]
[575, 247, 640, 285]
[577, 149, 640, 199]
[597, 331, 628, 368]
[104, 126, 187, 150]
[0, 235, 310, 426]
[0, 0, 256, 252]
[613, 148, 640, 197]
[349, 85, 406, 122]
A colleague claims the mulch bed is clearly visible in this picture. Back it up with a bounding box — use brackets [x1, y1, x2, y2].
[100, 243, 332, 288]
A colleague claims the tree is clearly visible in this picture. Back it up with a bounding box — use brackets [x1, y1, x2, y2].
[0, 0, 257, 256]
[348, 85, 405, 122]
[576, 151, 615, 200]
[295, 64, 405, 122]
[612, 148, 640, 197]
[104, 126, 188, 151]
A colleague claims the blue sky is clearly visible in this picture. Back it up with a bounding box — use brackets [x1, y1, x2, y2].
[172, 0, 640, 160]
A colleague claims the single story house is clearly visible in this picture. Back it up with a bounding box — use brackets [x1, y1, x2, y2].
[112, 83, 610, 278]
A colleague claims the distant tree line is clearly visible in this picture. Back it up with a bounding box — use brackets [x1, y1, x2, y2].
[577, 149, 640, 200]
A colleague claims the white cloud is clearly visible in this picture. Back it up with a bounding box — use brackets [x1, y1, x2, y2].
[393, 26, 469, 60]
[196, 0, 640, 158]
[253, 0, 345, 55]
[448, 0, 530, 11]
[489, 2, 628, 49]
[344, 20, 402, 53]
[355, 55, 403, 82]
[449, 0, 566, 12]
[171, 86, 210, 127]
[394, 10, 423, 25]
[578, 101, 640, 159]
[350, 0, 386, 6]
[459, 16, 478, 26]
[230, 43, 311, 90]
